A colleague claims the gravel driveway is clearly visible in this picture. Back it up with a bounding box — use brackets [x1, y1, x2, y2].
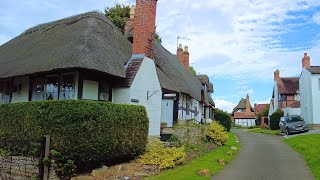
[212, 129, 314, 180]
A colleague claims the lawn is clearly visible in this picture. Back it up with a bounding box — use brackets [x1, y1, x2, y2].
[148, 132, 240, 180]
[247, 128, 281, 135]
[285, 134, 320, 180]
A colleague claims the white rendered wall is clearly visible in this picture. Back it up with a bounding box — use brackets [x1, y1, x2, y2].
[235, 119, 256, 127]
[300, 69, 313, 124]
[112, 87, 130, 104]
[311, 74, 320, 124]
[282, 107, 301, 116]
[130, 57, 162, 136]
[11, 76, 29, 103]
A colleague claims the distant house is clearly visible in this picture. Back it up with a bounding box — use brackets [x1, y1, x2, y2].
[0, 0, 215, 136]
[232, 95, 256, 127]
[268, 69, 300, 117]
[299, 53, 320, 125]
[254, 103, 269, 125]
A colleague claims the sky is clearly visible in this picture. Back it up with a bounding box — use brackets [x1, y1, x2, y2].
[1, 0, 320, 112]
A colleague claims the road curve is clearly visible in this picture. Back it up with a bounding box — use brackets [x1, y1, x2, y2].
[213, 129, 314, 180]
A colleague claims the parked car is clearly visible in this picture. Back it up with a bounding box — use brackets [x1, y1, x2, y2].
[279, 115, 309, 135]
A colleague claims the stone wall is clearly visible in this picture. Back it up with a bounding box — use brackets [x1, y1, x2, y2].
[163, 124, 208, 145]
[0, 156, 39, 179]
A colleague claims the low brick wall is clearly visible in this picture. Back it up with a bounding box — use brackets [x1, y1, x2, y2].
[0, 156, 39, 179]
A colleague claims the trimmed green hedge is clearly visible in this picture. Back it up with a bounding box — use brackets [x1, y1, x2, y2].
[215, 109, 232, 132]
[0, 100, 149, 171]
[270, 109, 284, 130]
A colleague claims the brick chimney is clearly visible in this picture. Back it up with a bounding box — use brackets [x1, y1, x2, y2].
[274, 69, 280, 82]
[245, 94, 251, 113]
[183, 46, 189, 69]
[177, 44, 184, 65]
[132, 0, 157, 59]
[124, 5, 135, 35]
[302, 53, 310, 69]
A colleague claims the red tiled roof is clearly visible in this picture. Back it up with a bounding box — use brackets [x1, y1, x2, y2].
[277, 77, 299, 95]
[288, 101, 300, 108]
[234, 112, 256, 119]
[254, 104, 269, 113]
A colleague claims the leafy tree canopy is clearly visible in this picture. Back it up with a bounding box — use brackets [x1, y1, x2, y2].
[189, 66, 197, 75]
[105, 3, 162, 43]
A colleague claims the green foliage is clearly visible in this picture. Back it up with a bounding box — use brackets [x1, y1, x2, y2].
[189, 66, 197, 75]
[247, 128, 281, 135]
[137, 139, 186, 169]
[149, 133, 240, 180]
[207, 121, 228, 146]
[214, 109, 232, 132]
[49, 149, 77, 179]
[105, 3, 130, 33]
[256, 105, 270, 126]
[105, 3, 162, 43]
[285, 134, 320, 180]
[269, 109, 284, 130]
[0, 100, 149, 174]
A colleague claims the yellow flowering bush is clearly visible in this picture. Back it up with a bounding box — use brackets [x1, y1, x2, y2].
[137, 139, 186, 169]
[207, 121, 228, 146]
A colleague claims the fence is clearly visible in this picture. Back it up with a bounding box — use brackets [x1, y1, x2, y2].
[0, 136, 50, 180]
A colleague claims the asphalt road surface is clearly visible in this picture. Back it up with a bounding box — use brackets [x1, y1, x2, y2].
[213, 129, 314, 180]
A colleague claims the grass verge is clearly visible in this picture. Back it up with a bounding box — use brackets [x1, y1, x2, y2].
[284, 134, 320, 180]
[247, 128, 281, 135]
[148, 132, 240, 180]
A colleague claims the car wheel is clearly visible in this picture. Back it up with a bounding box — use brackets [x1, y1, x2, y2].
[285, 128, 291, 135]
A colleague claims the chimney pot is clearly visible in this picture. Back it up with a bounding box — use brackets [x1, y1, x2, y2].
[184, 46, 189, 52]
[130, 5, 135, 18]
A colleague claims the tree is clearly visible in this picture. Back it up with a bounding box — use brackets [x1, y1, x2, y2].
[105, 3, 162, 43]
[105, 4, 130, 33]
[269, 109, 284, 130]
[214, 109, 232, 132]
[256, 105, 270, 126]
[189, 66, 196, 75]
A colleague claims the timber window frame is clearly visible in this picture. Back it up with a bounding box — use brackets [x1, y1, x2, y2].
[0, 80, 12, 104]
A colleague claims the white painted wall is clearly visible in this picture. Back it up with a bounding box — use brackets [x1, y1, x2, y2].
[178, 93, 201, 122]
[283, 107, 301, 116]
[82, 80, 98, 100]
[235, 119, 256, 127]
[300, 69, 313, 124]
[112, 87, 130, 104]
[311, 74, 320, 124]
[11, 76, 29, 103]
[129, 57, 162, 136]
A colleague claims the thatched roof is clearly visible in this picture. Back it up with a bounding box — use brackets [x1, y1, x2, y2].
[231, 98, 255, 115]
[0, 12, 208, 102]
[197, 75, 209, 86]
[0, 12, 132, 78]
[154, 42, 203, 101]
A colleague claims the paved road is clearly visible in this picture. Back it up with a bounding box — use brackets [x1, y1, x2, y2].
[283, 129, 320, 139]
[213, 129, 314, 180]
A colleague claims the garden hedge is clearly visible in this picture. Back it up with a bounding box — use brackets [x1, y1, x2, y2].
[0, 100, 149, 171]
[270, 109, 284, 130]
[214, 109, 232, 132]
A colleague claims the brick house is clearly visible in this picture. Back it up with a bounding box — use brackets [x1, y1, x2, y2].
[232, 95, 256, 127]
[0, 0, 215, 136]
[268, 69, 300, 117]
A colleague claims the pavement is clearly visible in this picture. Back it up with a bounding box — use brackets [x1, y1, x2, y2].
[212, 129, 314, 180]
[282, 129, 320, 139]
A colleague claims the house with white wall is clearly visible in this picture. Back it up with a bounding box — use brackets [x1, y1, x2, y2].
[299, 53, 320, 125]
[268, 69, 300, 117]
[0, 0, 215, 135]
[232, 95, 256, 127]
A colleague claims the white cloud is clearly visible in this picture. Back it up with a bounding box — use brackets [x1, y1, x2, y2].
[312, 12, 320, 25]
[254, 98, 271, 105]
[156, 0, 320, 81]
[214, 99, 237, 113]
